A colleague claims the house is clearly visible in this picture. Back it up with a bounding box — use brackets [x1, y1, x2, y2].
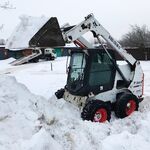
[0, 45, 8, 60]
[115, 47, 150, 60]
[57, 46, 150, 61]
[125, 47, 150, 60]
[8, 48, 32, 59]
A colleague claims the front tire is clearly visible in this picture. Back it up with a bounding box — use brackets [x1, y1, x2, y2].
[81, 100, 111, 123]
[29, 58, 39, 63]
[55, 88, 65, 99]
[115, 93, 139, 118]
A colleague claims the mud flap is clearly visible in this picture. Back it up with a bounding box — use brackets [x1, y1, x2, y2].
[29, 17, 65, 47]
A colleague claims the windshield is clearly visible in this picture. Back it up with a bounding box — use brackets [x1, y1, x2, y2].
[67, 53, 86, 91]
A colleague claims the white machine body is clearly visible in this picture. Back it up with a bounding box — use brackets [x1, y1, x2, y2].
[62, 14, 144, 108]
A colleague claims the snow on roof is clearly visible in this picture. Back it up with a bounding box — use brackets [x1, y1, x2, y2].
[5, 15, 49, 50]
[0, 45, 5, 48]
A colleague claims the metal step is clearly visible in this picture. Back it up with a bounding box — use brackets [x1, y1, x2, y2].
[10, 49, 42, 66]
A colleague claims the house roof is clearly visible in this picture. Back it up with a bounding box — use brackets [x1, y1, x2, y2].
[6, 15, 49, 50]
[0, 45, 5, 48]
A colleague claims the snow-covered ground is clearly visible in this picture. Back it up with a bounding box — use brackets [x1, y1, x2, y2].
[0, 58, 150, 150]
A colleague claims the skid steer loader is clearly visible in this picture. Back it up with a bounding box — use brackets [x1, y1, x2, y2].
[29, 14, 144, 123]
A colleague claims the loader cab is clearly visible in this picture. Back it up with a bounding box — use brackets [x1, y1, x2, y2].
[66, 48, 116, 96]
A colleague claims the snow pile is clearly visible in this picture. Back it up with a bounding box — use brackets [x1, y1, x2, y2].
[0, 58, 15, 71]
[5, 15, 48, 49]
[0, 59, 150, 150]
[38, 96, 150, 150]
[0, 75, 43, 149]
[0, 74, 79, 150]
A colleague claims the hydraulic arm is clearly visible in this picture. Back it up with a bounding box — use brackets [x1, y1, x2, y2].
[63, 14, 136, 66]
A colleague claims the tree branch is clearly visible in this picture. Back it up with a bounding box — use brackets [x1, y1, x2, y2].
[0, 1, 15, 9]
[0, 24, 4, 31]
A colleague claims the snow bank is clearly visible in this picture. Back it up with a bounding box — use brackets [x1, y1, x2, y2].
[1, 74, 150, 150]
[0, 58, 15, 71]
[5, 15, 48, 49]
[0, 74, 79, 150]
[1, 59, 150, 150]
[0, 75, 42, 149]
[38, 96, 150, 150]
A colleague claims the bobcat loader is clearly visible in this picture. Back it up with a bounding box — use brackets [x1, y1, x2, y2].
[29, 14, 144, 123]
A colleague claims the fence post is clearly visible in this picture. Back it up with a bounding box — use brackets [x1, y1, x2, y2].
[144, 51, 148, 61]
[51, 62, 53, 71]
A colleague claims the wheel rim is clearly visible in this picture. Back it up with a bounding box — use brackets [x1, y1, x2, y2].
[93, 108, 107, 122]
[125, 100, 136, 116]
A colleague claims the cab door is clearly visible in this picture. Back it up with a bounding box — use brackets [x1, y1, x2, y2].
[88, 51, 116, 94]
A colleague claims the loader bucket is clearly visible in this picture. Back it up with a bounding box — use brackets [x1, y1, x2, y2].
[29, 17, 65, 47]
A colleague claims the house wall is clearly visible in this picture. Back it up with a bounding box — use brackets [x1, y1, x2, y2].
[1, 46, 150, 61]
[115, 47, 150, 60]
[0, 46, 8, 60]
[22, 49, 32, 56]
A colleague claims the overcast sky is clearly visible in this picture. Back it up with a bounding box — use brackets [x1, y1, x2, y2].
[0, 0, 150, 40]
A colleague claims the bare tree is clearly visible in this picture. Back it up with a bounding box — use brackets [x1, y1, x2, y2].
[0, 24, 4, 30]
[0, 1, 15, 31]
[119, 25, 150, 48]
[0, 0, 15, 9]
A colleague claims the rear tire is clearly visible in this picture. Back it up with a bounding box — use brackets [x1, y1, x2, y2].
[29, 58, 39, 63]
[81, 100, 111, 123]
[115, 93, 139, 118]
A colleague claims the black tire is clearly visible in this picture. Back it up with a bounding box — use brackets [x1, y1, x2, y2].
[46, 57, 50, 61]
[55, 88, 65, 99]
[29, 58, 39, 63]
[115, 93, 139, 118]
[81, 100, 111, 123]
[34, 58, 39, 63]
[50, 57, 55, 61]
